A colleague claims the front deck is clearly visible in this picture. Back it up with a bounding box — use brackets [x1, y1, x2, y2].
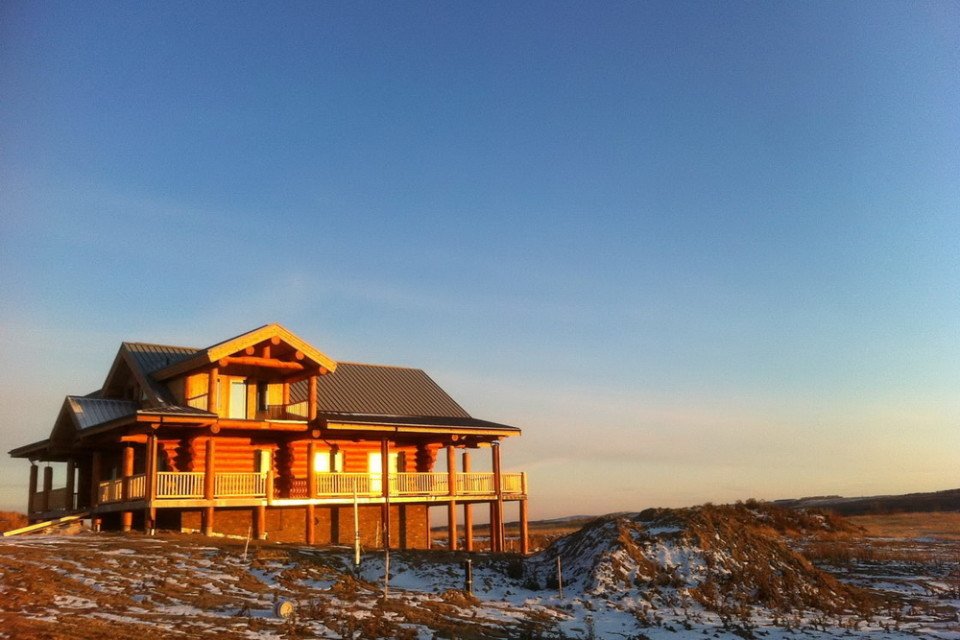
[31, 470, 527, 517]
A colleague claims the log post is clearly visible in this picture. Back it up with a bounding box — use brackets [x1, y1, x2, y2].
[519, 499, 530, 555]
[203, 437, 216, 535]
[446, 445, 457, 551]
[488, 502, 499, 553]
[121, 445, 135, 531]
[462, 452, 473, 552]
[308, 375, 318, 422]
[207, 367, 219, 414]
[145, 434, 158, 532]
[41, 466, 53, 513]
[90, 452, 102, 530]
[425, 506, 432, 550]
[307, 441, 317, 499]
[255, 505, 266, 540]
[492, 442, 504, 552]
[27, 464, 38, 516]
[65, 459, 76, 511]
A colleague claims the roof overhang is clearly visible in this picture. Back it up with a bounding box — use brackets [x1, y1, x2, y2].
[322, 413, 521, 438]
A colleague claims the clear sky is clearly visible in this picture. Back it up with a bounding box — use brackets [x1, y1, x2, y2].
[1, 2, 958, 517]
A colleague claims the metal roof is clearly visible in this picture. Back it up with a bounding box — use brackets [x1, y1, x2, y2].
[122, 342, 199, 375]
[66, 397, 138, 430]
[290, 362, 471, 418]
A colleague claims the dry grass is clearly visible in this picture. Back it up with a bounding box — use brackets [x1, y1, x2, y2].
[847, 512, 960, 540]
[0, 511, 29, 533]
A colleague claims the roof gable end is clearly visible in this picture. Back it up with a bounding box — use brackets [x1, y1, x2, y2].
[151, 324, 337, 381]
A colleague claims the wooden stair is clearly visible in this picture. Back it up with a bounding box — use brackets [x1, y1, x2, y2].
[2, 512, 90, 537]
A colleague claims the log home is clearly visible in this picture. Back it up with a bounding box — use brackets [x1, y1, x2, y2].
[9, 324, 529, 552]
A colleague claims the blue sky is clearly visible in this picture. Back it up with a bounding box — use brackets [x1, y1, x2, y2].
[1, 2, 958, 516]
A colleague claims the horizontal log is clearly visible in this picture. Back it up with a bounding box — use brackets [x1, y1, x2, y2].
[218, 356, 305, 371]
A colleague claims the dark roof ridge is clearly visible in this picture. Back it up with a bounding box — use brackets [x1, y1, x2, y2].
[122, 340, 199, 352]
[336, 361, 425, 371]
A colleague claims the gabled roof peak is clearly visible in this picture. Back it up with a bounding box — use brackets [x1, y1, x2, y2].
[151, 323, 338, 381]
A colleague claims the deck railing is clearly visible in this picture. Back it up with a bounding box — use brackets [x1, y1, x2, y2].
[215, 472, 266, 497]
[501, 472, 524, 494]
[92, 471, 526, 503]
[98, 478, 124, 504]
[456, 473, 494, 495]
[395, 472, 449, 496]
[156, 471, 204, 498]
[128, 473, 146, 500]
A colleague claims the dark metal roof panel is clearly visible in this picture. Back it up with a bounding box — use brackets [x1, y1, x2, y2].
[291, 363, 471, 418]
[123, 342, 199, 375]
[67, 397, 138, 430]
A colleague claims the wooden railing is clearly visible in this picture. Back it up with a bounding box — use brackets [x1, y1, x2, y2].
[456, 473, 494, 495]
[92, 471, 526, 504]
[395, 472, 449, 495]
[128, 473, 146, 500]
[156, 472, 204, 498]
[47, 487, 69, 510]
[215, 472, 266, 497]
[501, 472, 524, 495]
[98, 478, 124, 504]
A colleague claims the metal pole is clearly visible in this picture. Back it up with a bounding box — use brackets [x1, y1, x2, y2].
[353, 488, 361, 569]
[464, 558, 473, 595]
[557, 555, 564, 599]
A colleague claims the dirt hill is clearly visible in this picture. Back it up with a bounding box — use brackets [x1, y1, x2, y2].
[527, 502, 876, 619]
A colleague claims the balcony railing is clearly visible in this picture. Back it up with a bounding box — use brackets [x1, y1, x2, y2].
[156, 471, 204, 498]
[215, 472, 266, 497]
[94, 471, 526, 504]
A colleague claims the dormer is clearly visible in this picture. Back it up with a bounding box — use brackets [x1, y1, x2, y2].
[150, 324, 337, 421]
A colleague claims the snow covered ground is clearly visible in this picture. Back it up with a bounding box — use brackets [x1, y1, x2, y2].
[0, 509, 957, 639]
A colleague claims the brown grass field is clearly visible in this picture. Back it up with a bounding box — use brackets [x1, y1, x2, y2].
[847, 511, 960, 540]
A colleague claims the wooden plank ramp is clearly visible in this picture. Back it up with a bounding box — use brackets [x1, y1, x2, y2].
[2, 512, 90, 537]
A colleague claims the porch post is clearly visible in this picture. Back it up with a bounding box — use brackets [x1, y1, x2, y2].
[492, 442, 504, 552]
[90, 452, 102, 530]
[121, 445, 134, 532]
[144, 433, 158, 532]
[27, 464, 38, 516]
[207, 367, 219, 413]
[41, 466, 53, 513]
[203, 437, 216, 535]
[381, 438, 391, 549]
[307, 374, 318, 421]
[462, 452, 473, 552]
[519, 499, 530, 555]
[446, 445, 457, 551]
[488, 502, 498, 553]
[425, 506, 432, 550]
[255, 505, 266, 540]
[307, 441, 317, 499]
[65, 459, 76, 511]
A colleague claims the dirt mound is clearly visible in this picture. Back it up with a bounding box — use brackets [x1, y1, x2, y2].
[0, 511, 28, 533]
[528, 502, 875, 617]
